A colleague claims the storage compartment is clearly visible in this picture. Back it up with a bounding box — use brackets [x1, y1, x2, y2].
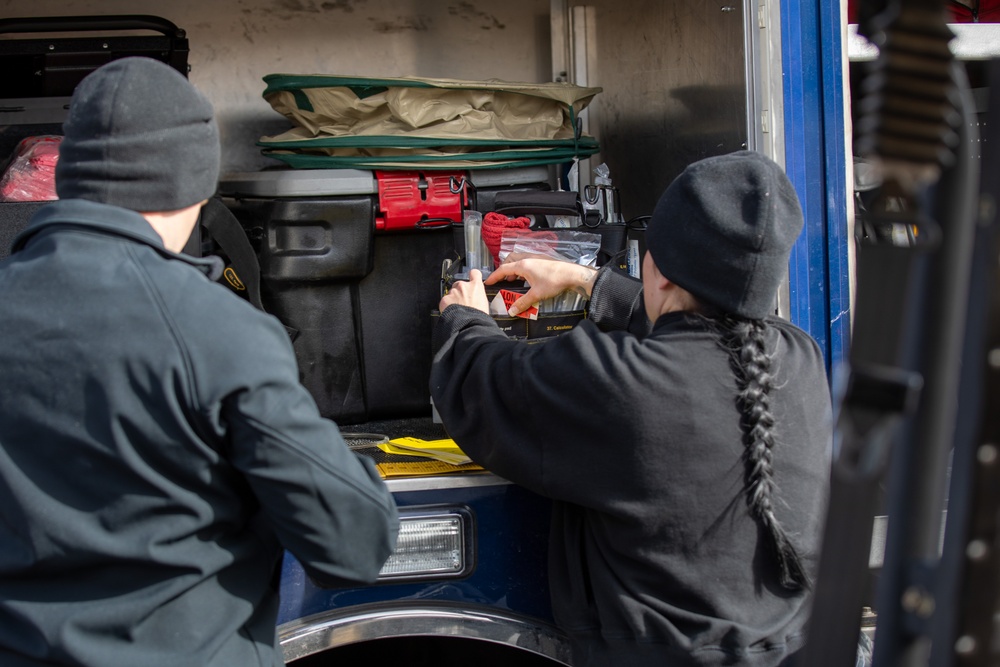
[218, 166, 552, 425]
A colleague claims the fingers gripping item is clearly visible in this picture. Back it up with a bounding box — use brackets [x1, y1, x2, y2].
[496, 229, 601, 314]
[482, 211, 532, 268]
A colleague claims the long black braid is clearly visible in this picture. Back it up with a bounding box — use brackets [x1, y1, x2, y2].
[711, 313, 810, 592]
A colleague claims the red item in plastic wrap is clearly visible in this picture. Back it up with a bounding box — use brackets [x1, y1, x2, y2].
[0, 135, 62, 202]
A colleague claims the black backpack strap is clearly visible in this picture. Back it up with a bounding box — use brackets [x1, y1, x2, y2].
[199, 197, 264, 310]
[199, 198, 299, 341]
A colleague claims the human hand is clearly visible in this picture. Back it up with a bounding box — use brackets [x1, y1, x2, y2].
[485, 253, 597, 317]
[439, 269, 491, 314]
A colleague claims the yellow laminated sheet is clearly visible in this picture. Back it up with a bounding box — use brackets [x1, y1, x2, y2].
[374, 437, 484, 478]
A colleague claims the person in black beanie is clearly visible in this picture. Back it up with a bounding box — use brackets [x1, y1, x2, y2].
[430, 150, 832, 667]
[0, 57, 398, 667]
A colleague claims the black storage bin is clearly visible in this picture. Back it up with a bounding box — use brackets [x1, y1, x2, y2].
[225, 194, 379, 423]
[218, 166, 551, 425]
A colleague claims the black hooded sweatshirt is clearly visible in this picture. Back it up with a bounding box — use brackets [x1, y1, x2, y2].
[430, 267, 831, 667]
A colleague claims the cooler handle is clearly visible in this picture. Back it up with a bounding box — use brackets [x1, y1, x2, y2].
[0, 15, 185, 38]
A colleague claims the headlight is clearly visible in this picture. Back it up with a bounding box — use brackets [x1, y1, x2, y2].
[377, 508, 474, 581]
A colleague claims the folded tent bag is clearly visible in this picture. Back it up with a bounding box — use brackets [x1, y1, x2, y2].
[257, 74, 602, 170]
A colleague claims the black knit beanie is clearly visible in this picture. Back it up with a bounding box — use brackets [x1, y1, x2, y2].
[56, 57, 220, 211]
[645, 150, 804, 320]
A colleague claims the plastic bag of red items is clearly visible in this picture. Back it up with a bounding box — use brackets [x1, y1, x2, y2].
[0, 135, 62, 202]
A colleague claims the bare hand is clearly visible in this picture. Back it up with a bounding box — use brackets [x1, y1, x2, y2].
[439, 269, 491, 314]
[485, 253, 597, 316]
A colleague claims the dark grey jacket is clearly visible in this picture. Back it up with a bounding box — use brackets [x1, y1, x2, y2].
[0, 199, 398, 667]
[430, 267, 831, 667]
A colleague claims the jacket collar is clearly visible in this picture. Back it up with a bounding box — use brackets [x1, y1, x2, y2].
[13, 199, 222, 280]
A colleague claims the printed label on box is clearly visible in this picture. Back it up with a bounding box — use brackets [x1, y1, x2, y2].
[492, 289, 538, 320]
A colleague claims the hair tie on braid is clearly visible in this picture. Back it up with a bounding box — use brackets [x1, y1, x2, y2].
[716, 315, 810, 592]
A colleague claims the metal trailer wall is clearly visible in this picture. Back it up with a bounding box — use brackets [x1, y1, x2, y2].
[0, 0, 849, 368]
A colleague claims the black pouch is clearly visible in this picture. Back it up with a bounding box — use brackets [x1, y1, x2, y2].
[492, 190, 581, 218]
[437, 268, 586, 342]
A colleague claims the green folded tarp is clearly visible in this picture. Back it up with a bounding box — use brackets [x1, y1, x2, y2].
[258, 74, 602, 170]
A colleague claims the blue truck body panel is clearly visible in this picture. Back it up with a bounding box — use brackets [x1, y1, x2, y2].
[278, 478, 554, 627]
[782, 0, 852, 374]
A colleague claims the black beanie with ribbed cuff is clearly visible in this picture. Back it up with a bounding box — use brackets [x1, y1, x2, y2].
[645, 150, 804, 320]
[55, 57, 220, 212]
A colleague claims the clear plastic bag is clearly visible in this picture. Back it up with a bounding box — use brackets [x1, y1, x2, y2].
[498, 228, 601, 265]
[498, 228, 601, 313]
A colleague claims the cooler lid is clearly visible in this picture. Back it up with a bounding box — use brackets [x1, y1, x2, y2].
[218, 168, 377, 198]
[469, 166, 550, 189]
[217, 166, 552, 198]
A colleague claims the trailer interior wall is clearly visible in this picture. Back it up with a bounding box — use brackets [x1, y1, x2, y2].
[0, 0, 748, 219]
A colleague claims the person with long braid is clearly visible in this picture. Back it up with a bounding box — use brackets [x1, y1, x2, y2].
[430, 150, 832, 666]
[711, 314, 811, 591]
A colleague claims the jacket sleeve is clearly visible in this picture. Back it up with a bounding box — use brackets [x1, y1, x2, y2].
[430, 304, 636, 503]
[431, 306, 549, 494]
[587, 266, 649, 335]
[185, 298, 399, 588]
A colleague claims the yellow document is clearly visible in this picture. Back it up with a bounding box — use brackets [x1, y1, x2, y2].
[378, 437, 472, 466]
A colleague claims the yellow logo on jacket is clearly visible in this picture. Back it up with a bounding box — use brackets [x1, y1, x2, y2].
[224, 267, 246, 291]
